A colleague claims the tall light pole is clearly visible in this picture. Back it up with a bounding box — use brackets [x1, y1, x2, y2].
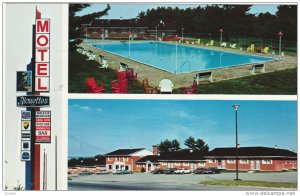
[181, 27, 184, 43]
[232, 104, 240, 181]
[278, 31, 283, 57]
[101, 28, 104, 48]
[220, 28, 223, 46]
[128, 30, 132, 58]
[156, 25, 158, 41]
[174, 35, 179, 74]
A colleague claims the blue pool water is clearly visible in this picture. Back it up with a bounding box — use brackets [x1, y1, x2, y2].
[93, 42, 275, 74]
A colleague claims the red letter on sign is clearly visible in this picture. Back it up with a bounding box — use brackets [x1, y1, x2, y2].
[37, 35, 49, 47]
[36, 49, 48, 61]
[37, 78, 47, 90]
[37, 64, 48, 76]
[36, 20, 49, 33]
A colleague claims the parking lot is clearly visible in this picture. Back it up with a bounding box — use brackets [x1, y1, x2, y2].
[68, 171, 297, 190]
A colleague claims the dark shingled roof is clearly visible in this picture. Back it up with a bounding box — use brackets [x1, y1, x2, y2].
[158, 149, 206, 161]
[136, 155, 159, 163]
[88, 19, 177, 31]
[105, 148, 145, 156]
[206, 147, 297, 158]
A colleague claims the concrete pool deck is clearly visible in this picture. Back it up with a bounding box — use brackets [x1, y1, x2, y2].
[79, 39, 297, 89]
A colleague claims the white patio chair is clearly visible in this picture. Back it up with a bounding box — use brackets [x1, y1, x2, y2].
[159, 79, 174, 94]
[221, 42, 227, 47]
[230, 43, 237, 49]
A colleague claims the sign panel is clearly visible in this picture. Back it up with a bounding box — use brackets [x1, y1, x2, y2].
[35, 19, 50, 92]
[21, 131, 31, 141]
[21, 111, 31, 120]
[21, 141, 31, 151]
[21, 151, 31, 161]
[16, 96, 50, 107]
[16, 71, 32, 92]
[35, 111, 51, 143]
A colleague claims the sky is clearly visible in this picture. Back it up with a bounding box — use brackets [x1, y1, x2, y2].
[68, 99, 297, 157]
[75, 4, 279, 19]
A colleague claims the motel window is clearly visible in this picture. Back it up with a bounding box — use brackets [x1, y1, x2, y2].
[174, 162, 180, 166]
[139, 29, 145, 34]
[137, 165, 140, 168]
[111, 28, 116, 33]
[150, 32, 156, 37]
[161, 162, 167, 165]
[198, 162, 205, 166]
[262, 160, 272, 164]
[107, 157, 111, 161]
[121, 29, 128, 34]
[239, 159, 248, 164]
[108, 165, 112, 170]
[124, 157, 128, 161]
[227, 159, 236, 163]
[183, 163, 189, 166]
[208, 159, 216, 163]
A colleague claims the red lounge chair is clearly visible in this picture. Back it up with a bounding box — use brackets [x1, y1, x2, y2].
[142, 78, 158, 94]
[86, 78, 105, 93]
[111, 79, 128, 93]
[126, 68, 137, 81]
[183, 80, 197, 94]
[116, 70, 127, 80]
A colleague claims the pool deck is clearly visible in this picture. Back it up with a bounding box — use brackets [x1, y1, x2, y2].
[79, 40, 297, 89]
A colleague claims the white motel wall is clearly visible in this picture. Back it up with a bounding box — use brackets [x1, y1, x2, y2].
[3, 4, 68, 190]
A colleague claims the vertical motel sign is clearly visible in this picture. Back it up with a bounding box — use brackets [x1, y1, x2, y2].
[35, 18, 50, 92]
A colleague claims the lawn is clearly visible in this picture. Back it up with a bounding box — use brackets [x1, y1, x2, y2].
[173, 68, 297, 95]
[200, 180, 297, 189]
[69, 50, 297, 94]
[69, 50, 144, 93]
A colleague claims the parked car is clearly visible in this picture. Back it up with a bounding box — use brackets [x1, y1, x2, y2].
[174, 168, 192, 174]
[152, 169, 165, 174]
[203, 167, 221, 174]
[165, 168, 178, 174]
[112, 170, 133, 175]
[96, 169, 110, 175]
[78, 171, 93, 176]
[193, 168, 206, 174]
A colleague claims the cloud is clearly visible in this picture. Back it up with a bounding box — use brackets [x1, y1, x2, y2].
[96, 108, 102, 112]
[80, 106, 90, 110]
[69, 104, 79, 108]
[174, 111, 197, 120]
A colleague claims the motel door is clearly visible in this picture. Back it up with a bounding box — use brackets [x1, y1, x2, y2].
[168, 163, 174, 168]
[221, 160, 226, 169]
[133, 29, 137, 38]
[255, 160, 260, 170]
[104, 29, 109, 38]
[250, 160, 255, 170]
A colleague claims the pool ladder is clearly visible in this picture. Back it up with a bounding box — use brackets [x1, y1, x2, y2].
[180, 61, 192, 72]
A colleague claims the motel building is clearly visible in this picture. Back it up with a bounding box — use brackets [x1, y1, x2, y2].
[105, 146, 297, 173]
[205, 147, 297, 171]
[81, 19, 177, 40]
[104, 147, 154, 172]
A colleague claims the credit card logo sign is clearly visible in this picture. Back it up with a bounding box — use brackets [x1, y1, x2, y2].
[21, 141, 31, 150]
[21, 111, 31, 120]
[21, 151, 31, 161]
[21, 131, 31, 140]
[22, 121, 31, 131]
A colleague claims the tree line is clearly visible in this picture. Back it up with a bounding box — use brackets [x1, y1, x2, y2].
[158, 136, 209, 154]
[137, 5, 296, 41]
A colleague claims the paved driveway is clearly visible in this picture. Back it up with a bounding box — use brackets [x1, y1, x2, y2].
[69, 172, 297, 190]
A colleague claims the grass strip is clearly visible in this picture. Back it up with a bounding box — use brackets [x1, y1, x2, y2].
[200, 180, 297, 189]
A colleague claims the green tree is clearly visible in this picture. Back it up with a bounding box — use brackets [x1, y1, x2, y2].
[184, 136, 209, 154]
[276, 5, 297, 41]
[158, 139, 181, 153]
[69, 4, 110, 50]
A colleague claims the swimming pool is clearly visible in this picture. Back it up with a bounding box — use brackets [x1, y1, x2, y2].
[93, 42, 275, 74]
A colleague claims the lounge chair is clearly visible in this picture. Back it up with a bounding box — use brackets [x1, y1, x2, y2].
[111, 79, 128, 93]
[98, 55, 109, 68]
[119, 62, 129, 71]
[126, 68, 137, 81]
[230, 43, 236, 49]
[261, 47, 269, 54]
[221, 42, 227, 47]
[195, 39, 201, 45]
[86, 78, 105, 93]
[87, 53, 96, 60]
[247, 44, 255, 52]
[206, 40, 214, 46]
[183, 80, 197, 94]
[142, 78, 158, 94]
[159, 79, 174, 94]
